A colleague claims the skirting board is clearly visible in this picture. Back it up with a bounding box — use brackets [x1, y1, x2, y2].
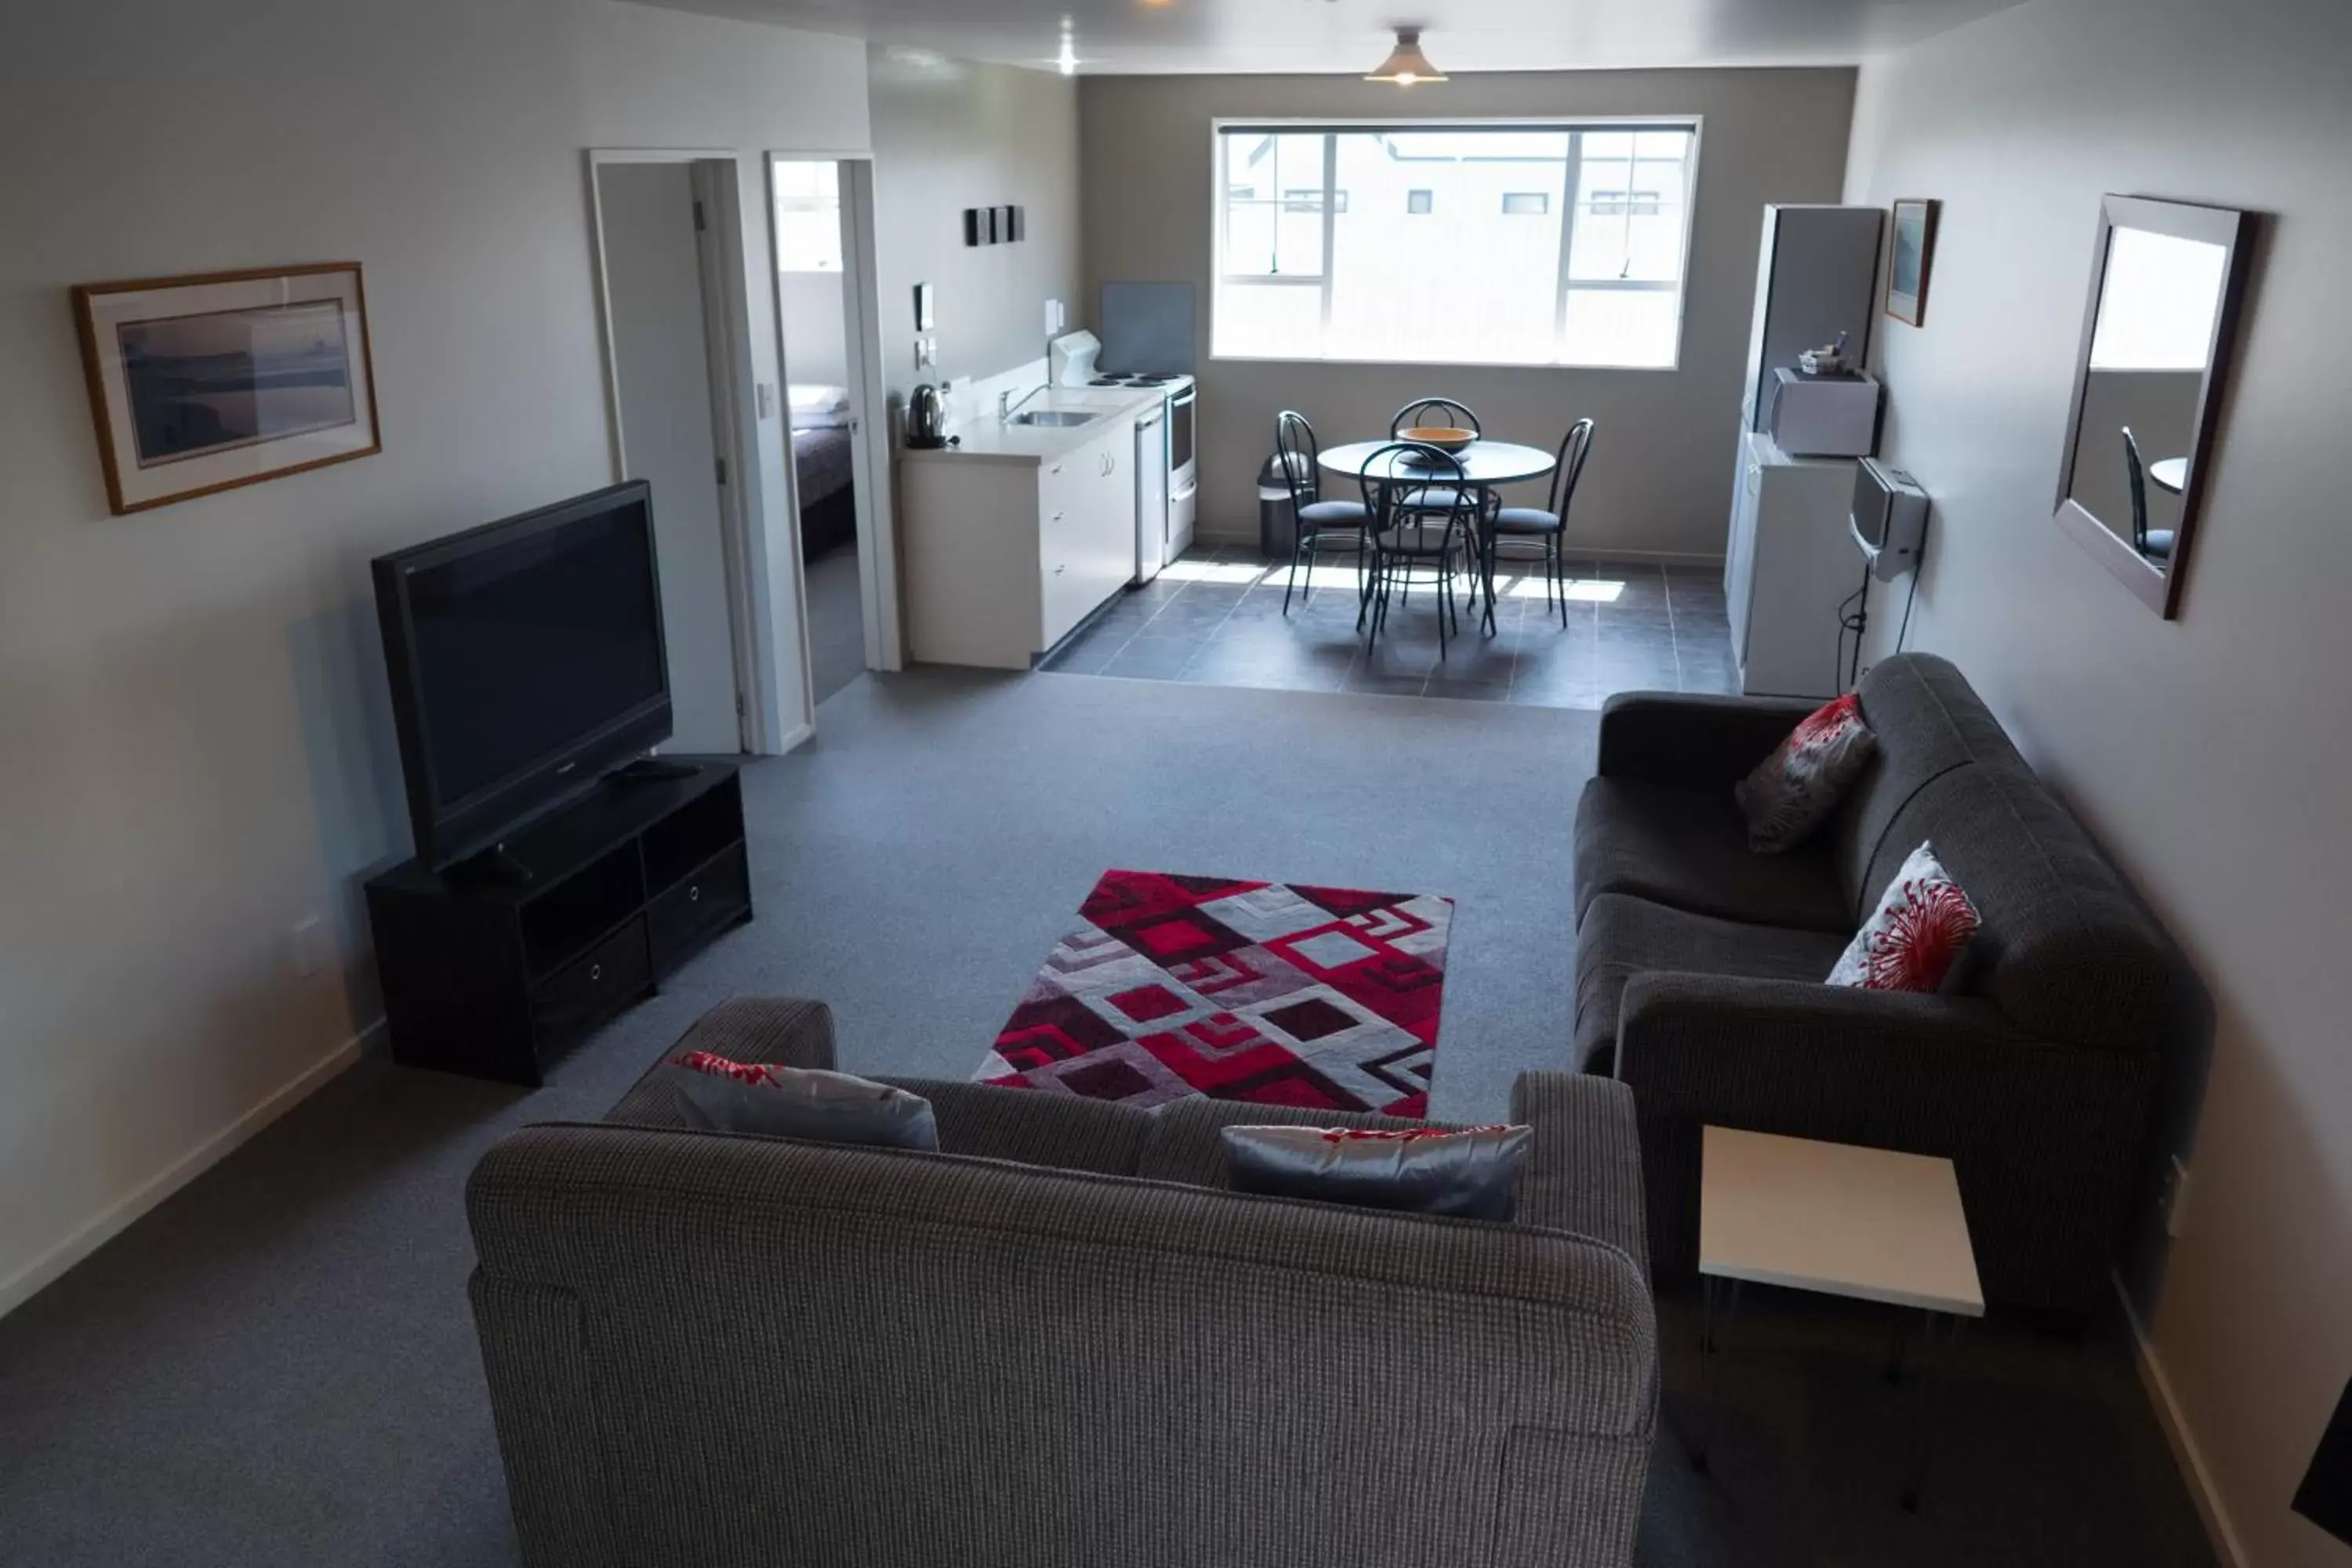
[0, 1024, 376, 1321]
[2117, 1273, 2251, 1568]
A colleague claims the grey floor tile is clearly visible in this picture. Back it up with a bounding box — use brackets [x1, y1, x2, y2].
[1340, 670, 1433, 699]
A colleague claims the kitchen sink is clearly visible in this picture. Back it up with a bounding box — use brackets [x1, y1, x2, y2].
[1007, 410, 1098, 427]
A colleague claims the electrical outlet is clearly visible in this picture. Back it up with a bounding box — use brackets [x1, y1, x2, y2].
[914, 337, 938, 372]
[2164, 1155, 2192, 1240]
[289, 915, 331, 980]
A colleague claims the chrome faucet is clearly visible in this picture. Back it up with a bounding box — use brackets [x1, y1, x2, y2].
[1000, 384, 1047, 423]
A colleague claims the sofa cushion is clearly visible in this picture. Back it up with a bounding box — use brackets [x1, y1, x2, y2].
[884, 1080, 1151, 1176]
[1827, 840, 1981, 992]
[1860, 767, 2174, 1049]
[1576, 778, 1850, 934]
[1221, 1123, 1534, 1221]
[659, 1055, 941, 1150]
[1573, 893, 1849, 1073]
[1138, 1097, 1436, 1189]
[611, 1059, 1150, 1176]
[1829, 655, 2031, 916]
[1733, 693, 1878, 853]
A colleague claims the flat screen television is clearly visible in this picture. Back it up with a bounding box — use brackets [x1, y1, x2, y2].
[372, 481, 670, 870]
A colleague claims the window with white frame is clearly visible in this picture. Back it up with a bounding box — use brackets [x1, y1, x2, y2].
[1213, 123, 1699, 368]
[773, 162, 843, 274]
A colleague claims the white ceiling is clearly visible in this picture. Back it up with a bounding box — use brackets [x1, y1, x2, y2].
[635, 0, 2027, 75]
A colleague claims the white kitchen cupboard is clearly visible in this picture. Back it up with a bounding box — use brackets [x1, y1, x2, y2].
[899, 423, 1136, 670]
[1723, 430, 1863, 700]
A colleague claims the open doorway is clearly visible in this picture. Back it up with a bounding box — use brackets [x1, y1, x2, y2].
[590, 154, 754, 753]
[769, 153, 897, 706]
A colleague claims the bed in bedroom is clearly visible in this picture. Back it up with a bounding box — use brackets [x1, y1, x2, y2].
[790, 384, 858, 561]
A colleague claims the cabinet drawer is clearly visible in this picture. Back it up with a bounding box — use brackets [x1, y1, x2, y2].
[530, 920, 651, 1046]
[648, 844, 751, 971]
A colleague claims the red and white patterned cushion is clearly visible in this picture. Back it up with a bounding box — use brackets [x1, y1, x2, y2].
[1828, 841, 1982, 993]
[1733, 693, 1878, 853]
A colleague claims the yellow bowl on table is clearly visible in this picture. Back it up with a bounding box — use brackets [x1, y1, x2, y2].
[1401, 426, 1476, 453]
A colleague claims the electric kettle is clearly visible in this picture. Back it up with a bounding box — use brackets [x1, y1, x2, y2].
[904, 383, 950, 449]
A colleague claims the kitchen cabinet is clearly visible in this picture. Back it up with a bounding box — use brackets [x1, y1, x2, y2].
[900, 417, 1138, 670]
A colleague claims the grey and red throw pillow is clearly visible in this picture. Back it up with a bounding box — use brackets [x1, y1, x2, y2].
[1828, 841, 1982, 993]
[658, 1052, 939, 1150]
[1734, 692, 1878, 853]
[1218, 1123, 1533, 1221]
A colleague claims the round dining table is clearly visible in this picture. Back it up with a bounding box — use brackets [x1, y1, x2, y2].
[2148, 456, 2188, 495]
[1317, 437, 1559, 635]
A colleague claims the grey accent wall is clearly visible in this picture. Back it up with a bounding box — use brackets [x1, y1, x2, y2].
[869, 49, 1081, 404]
[0, 0, 869, 1317]
[1076, 69, 1857, 558]
[1843, 1, 2352, 1562]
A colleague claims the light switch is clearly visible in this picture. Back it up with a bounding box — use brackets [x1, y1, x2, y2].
[1045, 299, 1065, 338]
[756, 382, 777, 419]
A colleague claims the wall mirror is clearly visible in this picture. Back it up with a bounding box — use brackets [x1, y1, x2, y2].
[2055, 194, 2253, 618]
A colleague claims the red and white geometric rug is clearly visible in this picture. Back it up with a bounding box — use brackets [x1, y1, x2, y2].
[975, 869, 1454, 1116]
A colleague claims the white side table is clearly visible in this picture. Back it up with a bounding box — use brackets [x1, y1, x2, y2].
[1693, 1126, 1985, 1511]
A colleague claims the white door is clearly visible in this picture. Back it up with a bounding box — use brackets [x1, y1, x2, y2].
[596, 161, 744, 754]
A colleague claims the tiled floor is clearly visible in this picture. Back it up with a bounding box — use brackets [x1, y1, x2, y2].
[1040, 542, 1739, 709]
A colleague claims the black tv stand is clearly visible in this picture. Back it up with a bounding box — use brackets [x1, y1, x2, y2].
[450, 843, 538, 888]
[366, 759, 752, 1085]
[609, 756, 700, 785]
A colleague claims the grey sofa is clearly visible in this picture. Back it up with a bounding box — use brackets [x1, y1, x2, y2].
[1573, 654, 2179, 1316]
[467, 998, 1659, 1568]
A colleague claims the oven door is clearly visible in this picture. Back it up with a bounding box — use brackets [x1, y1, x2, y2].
[1166, 387, 1197, 562]
[1168, 387, 1196, 485]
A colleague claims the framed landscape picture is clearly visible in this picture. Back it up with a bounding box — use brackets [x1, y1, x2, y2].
[1885, 199, 1940, 326]
[72, 263, 380, 514]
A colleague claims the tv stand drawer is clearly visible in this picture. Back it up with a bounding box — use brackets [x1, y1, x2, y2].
[531, 919, 651, 1047]
[648, 844, 750, 971]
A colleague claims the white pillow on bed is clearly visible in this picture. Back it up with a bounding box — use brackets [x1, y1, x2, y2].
[789, 383, 851, 427]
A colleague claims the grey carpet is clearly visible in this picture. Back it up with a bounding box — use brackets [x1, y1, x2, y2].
[0, 669, 2211, 1567]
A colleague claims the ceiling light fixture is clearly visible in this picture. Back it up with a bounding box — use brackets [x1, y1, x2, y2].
[1365, 27, 1446, 86]
[1056, 18, 1078, 76]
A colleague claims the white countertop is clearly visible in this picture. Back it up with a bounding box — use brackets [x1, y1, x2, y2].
[898, 383, 1167, 466]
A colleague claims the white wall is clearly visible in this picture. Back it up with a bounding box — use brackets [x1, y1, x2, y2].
[1842, 2, 2352, 1562]
[868, 49, 1083, 405]
[1077, 70, 1856, 557]
[0, 0, 869, 1317]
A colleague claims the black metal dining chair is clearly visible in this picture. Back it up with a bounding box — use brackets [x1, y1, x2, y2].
[1489, 419, 1597, 628]
[1357, 442, 1480, 659]
[1388, 397, 1499, 624]
[1273, 410, 1373, 615]
[2121, 426, 2176, 563]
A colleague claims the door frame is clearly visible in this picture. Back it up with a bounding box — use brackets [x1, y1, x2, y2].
[585, 147, 775, 752]
[765, 150, 902, 694]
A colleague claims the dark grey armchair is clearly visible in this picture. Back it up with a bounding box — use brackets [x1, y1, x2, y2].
[1571, 655, 2182, 1315]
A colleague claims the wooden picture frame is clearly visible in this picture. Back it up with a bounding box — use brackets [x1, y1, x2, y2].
[72, 262, 381, 515]
[1884, 199, 1940, 327]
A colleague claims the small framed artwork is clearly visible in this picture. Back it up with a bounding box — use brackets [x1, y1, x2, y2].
[1885, 199, 1941, 327]
[73, 262, 381, 514]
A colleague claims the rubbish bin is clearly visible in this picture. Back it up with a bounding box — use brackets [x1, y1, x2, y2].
[1258, 452, 1306, 557]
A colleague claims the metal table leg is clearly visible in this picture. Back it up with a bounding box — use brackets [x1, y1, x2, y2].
[1693, 1275, 1743, 1475]
[1900, 1308, 1967, 1512]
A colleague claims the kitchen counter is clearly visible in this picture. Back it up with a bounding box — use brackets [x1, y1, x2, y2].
[898, 384, 1167, 466]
